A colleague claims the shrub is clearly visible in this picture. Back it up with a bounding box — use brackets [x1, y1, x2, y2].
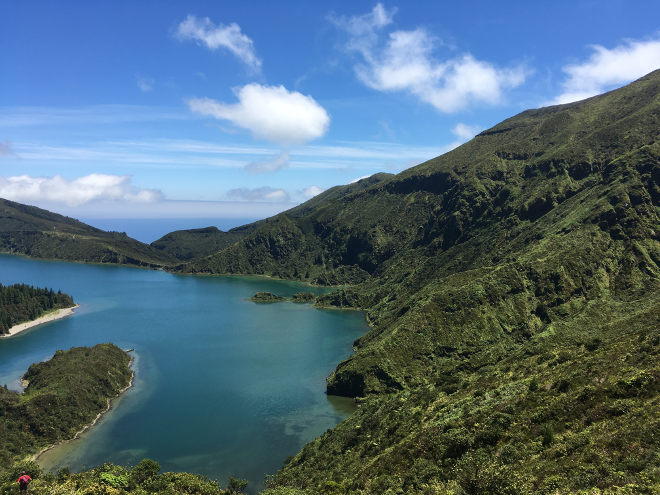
[129, 459, 160, 488]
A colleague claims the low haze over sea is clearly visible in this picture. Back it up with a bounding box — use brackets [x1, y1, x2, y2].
[80, 218, 258, 244]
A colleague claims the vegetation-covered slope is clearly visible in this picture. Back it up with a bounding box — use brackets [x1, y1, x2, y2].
[178, 71, 659, 493]
[0, 283, 74, 335]
[151, 226, 248, 262]
[0, 199, 178, 267]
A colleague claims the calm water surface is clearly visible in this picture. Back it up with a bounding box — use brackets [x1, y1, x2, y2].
[0, 255, 366, 492]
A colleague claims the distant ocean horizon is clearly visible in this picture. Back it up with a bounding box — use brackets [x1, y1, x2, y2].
[79, 217, 259, 244]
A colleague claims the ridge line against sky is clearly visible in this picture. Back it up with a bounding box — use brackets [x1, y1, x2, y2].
[1, 1, 660, 226]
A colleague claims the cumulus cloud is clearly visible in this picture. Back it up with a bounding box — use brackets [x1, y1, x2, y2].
[302, 185, 324, 198]
[0, 140, 15, 157]
[176, 14, 261, 70]
[554, 37, 660, 104]
[332, 3, 527, 113]
[0, 174, 163, 207]
[187, 84, 330, 145]
[227, 186, 290, 202]
[136, 75, 154, 92]
[245, 151, 290, 174]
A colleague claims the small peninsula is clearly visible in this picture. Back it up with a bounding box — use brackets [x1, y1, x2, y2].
[0, 283, 76, 337]
[0, 344, 134, 467]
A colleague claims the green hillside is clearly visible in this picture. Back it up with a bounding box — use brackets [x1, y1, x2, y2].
[151, 226, 248, 262]
[0, 199, 178, 267]
[178, 71, 660, 493]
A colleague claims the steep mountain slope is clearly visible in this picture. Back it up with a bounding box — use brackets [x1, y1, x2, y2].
[0, 199, 177, 267]
[178, 72, 659, 493]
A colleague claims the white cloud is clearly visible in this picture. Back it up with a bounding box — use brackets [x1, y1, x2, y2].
[349, 175, 371, 184]
[0, 174, 163, 207]
[245, 151, 290, 174]
[443, 122, 483, 152]
[554, 37, 660, 104]
[176, 14, 261, 71]
[227, 186, 290, 202]
[333, 3, 527, 113]
[0, 140, 15, 157]
[136, 75, 154, 92]
[452, 123, 481, 141]
[187, 84, 330, 145]
[330, 3, 394, 36]
[302, 185, 324, 198]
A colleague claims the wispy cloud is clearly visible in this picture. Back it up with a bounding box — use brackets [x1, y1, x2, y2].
[187, 84, 330, 145]
[136, 75, 155, 92]
[331, 3, 528, 113]
[176, 14, 261, 71]
[10, 138, 446, 173]
[0, 173, 163, 207]
[0, 105, 192, 128]
[553, 36, 660, 104]
[227, 186, 290, 202]
[245, 151, 290, 174]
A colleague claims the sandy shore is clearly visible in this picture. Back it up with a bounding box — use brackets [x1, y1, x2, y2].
[1, 305, 80, 338]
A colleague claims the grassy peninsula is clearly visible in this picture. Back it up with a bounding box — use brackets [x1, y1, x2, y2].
[0, 344, 133, 467]
[0, 283, 75, 336]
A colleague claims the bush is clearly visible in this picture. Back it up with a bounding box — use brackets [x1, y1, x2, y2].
[541, 424, 554, 448]
[226, 475, 248, 494]
[129, 459, 160, 488]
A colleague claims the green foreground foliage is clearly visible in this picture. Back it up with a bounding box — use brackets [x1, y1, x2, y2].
[0, 459, 248, 495]
[0, 283, 74, 335]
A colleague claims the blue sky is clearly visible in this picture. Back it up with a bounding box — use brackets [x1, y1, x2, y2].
[1, 1, 660, 226]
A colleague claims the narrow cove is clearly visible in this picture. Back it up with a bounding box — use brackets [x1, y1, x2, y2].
[0, 254, 367, 493]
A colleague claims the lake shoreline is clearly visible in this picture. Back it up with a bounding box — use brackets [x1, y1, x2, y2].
[1, 305, 80, 338]
[32, 352, 136, 462]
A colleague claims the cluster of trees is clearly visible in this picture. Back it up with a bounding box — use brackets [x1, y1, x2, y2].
[0, 283, 74, 334]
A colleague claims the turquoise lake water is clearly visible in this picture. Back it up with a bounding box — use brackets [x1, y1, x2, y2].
[0, 254, 367, 493]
